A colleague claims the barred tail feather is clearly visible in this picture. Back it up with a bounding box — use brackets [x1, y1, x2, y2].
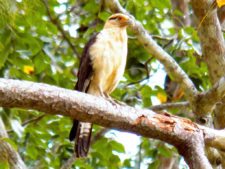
[75, 122, 92, 157]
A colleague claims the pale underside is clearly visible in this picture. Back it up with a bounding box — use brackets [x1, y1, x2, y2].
[87, 27, 128, 96]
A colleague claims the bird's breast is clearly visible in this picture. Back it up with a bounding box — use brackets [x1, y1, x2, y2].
[89, 30, 127, 93]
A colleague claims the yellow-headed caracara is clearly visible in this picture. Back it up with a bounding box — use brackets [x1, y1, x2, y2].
[69, 13, 131, 157]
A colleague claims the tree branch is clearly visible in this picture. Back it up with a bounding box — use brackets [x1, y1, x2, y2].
[104, 0, 198, 104]
[218, 6, 225, 25]
[201, 126, 225, 151]
[7, 114, 45, 133]
[150, 102, 190, 111]
[0, 117, 27, 169]
[41, 0, 80, 58]
[2, 78, 225, 168]
[60, 153, 76, 169]
[191, 0, 225, 84]
[191, 0, 225, 129]
[193, 76, 225, 116]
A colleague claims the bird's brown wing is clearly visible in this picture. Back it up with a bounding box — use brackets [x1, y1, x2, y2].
[69, 33, 99, 157]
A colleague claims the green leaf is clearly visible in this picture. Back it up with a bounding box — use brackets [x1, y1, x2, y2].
[98, 11, 110, 21]
[0, 51, 8, 69]
[0, 161, 9, 169]
[140, 85, 152, 107]
[158, 145, 173, 158]
[33, 52, 50, 74]
[110, 140, 125, 153]
[148, 159, 160, 169]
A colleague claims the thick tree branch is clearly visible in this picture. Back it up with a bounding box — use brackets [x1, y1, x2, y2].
[0, 118, 27, 169]
[104, 0, 198, 104]
[201, 126, 225, 151]
[191, 0, 225, 129]
[1, 78, 225, 168]
[193, 76, 225, 116]
[191, 0, 225, 84]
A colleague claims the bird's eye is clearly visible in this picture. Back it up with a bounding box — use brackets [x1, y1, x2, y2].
[109, 17, 117, 20]
[117, 17, 122, 20]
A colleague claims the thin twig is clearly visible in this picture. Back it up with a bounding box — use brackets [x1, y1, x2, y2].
[41, 0, 80, 58]
[126, 57, 153, 86]
[152, 35, 176, 41]
[91, 128, 109, 143]
[7, 114, 45, 133]
[60, 153, 76, 169]
[150, 101, 190, 111]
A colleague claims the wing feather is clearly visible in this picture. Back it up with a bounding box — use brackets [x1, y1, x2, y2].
[75, 33, 99, 92]
[69, 33, 99, 157]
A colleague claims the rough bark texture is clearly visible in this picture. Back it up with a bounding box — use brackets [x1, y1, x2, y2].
[191, 0, 225, 84]
[0, 118, 27, 169]
[193, 76, 225, 117]
[1, 78, 224, 168]
[191, 0, 225, 129]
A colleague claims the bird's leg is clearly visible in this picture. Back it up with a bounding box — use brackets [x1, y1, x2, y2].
[103, 93, 126, 106]
[98, 87, 105, 97]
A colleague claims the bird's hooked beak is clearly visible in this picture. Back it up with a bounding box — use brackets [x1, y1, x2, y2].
[121, 15, 134, 27]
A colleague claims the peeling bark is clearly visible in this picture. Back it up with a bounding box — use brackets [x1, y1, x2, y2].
[0, 78, 221, 168]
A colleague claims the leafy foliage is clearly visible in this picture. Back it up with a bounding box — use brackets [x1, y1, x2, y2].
[0, 0, 209, 168]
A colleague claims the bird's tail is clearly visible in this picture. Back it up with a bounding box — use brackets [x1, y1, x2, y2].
[69, 120, 79, 141]
[69, 120, 92, 157]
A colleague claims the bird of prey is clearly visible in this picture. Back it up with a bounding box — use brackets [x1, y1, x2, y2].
[69, 13, 132, 157]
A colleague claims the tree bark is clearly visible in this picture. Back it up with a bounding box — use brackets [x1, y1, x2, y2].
[191, 0, 225, 167]
[0, 78, 221, 168]
[191, 0, 225, 128]
[0, 118, 27, 169]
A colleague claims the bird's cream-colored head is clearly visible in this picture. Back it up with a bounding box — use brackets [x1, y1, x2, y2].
[104, 13, 131, 29]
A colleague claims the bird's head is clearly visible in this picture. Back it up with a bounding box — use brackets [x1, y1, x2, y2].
[104, 13, 132, 29]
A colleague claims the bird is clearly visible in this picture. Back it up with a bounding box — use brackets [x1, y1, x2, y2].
[69, 13, 132, 157]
